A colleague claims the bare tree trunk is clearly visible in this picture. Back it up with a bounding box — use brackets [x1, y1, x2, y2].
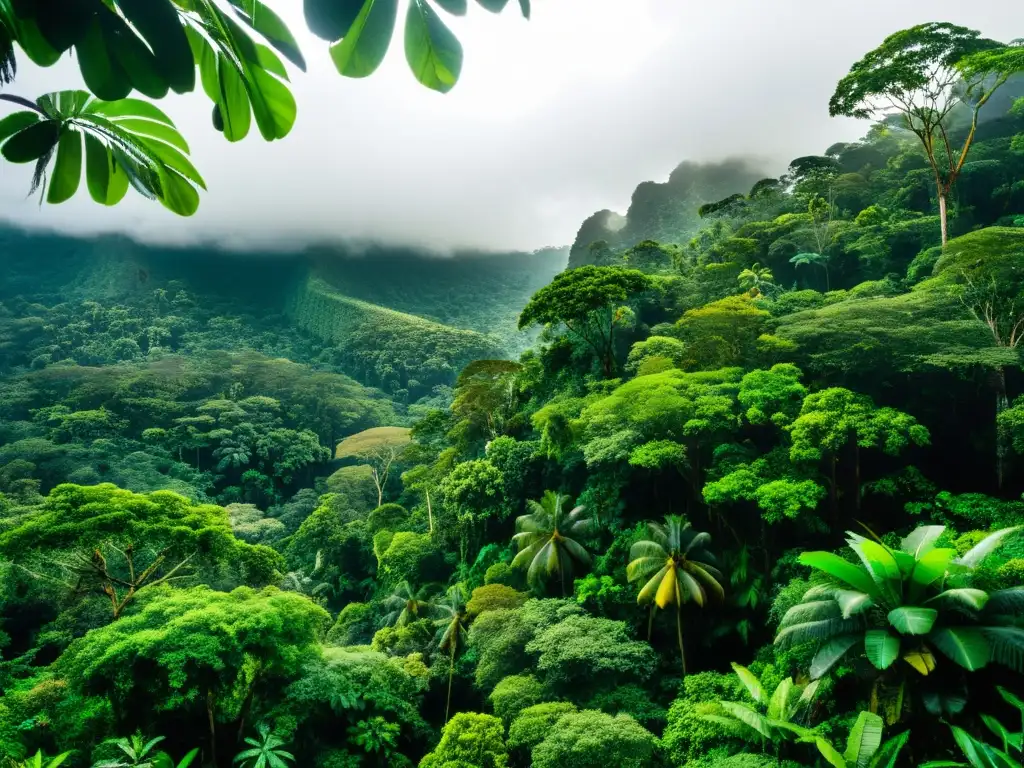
[206, 689, 217, 767]
[445, 643, 456, 724]
[996, 366, 1010, 493]
[425, 488, 434, 535]
[676, 606, 687, 677]
[939, 193, 949, 248]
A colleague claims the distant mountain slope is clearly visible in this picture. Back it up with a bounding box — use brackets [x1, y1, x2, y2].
[568, 158, 767, 268]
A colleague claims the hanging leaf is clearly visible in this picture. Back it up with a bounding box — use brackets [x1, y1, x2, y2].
[810, 634, 859, 679]
[115, 0, 196, 94]
[228, 0, 306, 70]
[304, 0, 364, 42]
[84, 132, 129, 205]
[46, 127, 81, 202]
[76, 17, 132, 101]
[329, 0, 398, 78]
[475, 0, 509, 11]
[0, 111, 40, 144]
[1, 119, 59, 162]
[930, 627, 990, 671]
[405, 0, 462, 93]
[517, 0, 529, 18]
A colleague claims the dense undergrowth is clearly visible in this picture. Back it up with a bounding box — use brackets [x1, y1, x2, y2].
[6, 30, 1024, 768]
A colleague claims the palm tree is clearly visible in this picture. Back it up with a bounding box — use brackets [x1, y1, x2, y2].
[435, 584, 469, 723]
[511, 491, 596, 595]
[790, 251, 833, 291]
[627, 516, 724, 675]
[381, 580, 438, 627]
[233, 724, 295, 768]
[738, 262, 775, 297]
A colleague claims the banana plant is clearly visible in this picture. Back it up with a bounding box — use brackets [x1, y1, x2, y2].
[793, 711, 909, 768]
[776, 524, 1024, 680]
[699, 662, 820, 748]
[0, 90, 203, 215]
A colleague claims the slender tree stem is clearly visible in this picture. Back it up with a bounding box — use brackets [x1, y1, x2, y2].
[445, 642, 456, 724]
[676, 605, 687, 677]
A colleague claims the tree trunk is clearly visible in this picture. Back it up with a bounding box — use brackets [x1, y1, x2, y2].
[426, 488, 434, 535]
[206, 689, 217, 768]
[996, 366, 1010, 493]
[938, 192, 949, 248]
[676, 605, 687, 677]
[445, 643, 456, 724]
[854, 441, 861, 513]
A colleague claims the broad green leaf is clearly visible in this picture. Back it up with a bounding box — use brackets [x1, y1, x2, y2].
[139, 137, 207, 189]
[816, 737, 848, 768]
[871, 731, 910, 768]
[46, 127, 82, 203]
[158, 169, 200, 216]
[767, 677, 793, 721]
[810, 634, 859, 679]
[836, 589, 874, 618]
[982, 626, 1024, 672]
[888, 606, 937, 635]
[329, 0, 398, 78]
[228, 0, 306, 69]
[0, 111, 40, 144]
[248, 67, 295, 140]
[950, 725, 1019, 768]
[218, 52, 252, 141]
[84, 133, 130, 205]
[719, 702, 772, 739]
[865, 630, 900, 670]
[116, 0, 195, 94]
[405, 0, 462, 93]
[901, 525, 945, 558]
[845, 711, 883, 768]
[730, 662, 764, 704]
[850, 537, 903, 605]
[77, 18, 131, 101]
[104, 12, 168, 99]
[305, 0, 364, 41]
[927, 588, 989, 611]
[1, 119, 59, 162]
[517, 0, 530, 18]
[88, 99, 176, 126]
[996, 685, 1024, 717]
[110, 118, 191, 153]
[799, 551, 879, 597]
[956, 526, 1022, 568]
[931, 627, 990, 671]
[980, 714, 1017, 753]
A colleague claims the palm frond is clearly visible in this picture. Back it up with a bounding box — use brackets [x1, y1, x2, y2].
[982, 627, 1024, 672]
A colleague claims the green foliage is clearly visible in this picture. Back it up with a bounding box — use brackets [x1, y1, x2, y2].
[506, 702, 578, 755]
[489, 674, 545, 724]
[466, 584, 527, 618]
[530, 710, 657, 768]
[418, 712, 508, 768]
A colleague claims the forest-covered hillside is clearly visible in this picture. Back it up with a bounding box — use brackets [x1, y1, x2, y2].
[6, 17, 1024, 768]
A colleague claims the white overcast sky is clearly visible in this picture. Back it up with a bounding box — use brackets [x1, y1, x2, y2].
[0, 0, 1015, 252]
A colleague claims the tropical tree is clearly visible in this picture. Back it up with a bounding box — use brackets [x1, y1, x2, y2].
[700, 662, 819, 753]
[381, 580, 437, 627]
[829, 22, 1020, 245]
[626, 516, 724, 675]
[738, 263, 776, 297]
[511, 491, 596, 595]
[91, 734, 198, 768]
[435, 584, 469, 723]
[233, 724, 294, 768]
[776, 525, 1024, 688]
[518, 265, 653, 377]
[790, 252, 833, 292]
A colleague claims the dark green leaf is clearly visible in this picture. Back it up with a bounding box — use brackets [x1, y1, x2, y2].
[46, 127, 81, 203]
[84, 132, 129, 205]
[0, 111, 40, 144]
[1, 119, 58, 163]
[865, 630, 900, 670]
[102, 11, 168, 99]
[77, 17, 132, 101]
[810, 634, 859, 679]
[115, 0, 195, 94]
[405, 0, 462, 93]
[517, 0, 529, 18]
[304, 0, 363, 41]
[475, 0, 509, 11]
[158, 169, 199, 216]
[217, 51, 253, 141]
[34, 0, 92, 52]
[329, 0, 398, 78]
[931, 627, 990, 671]
[228, 0, 306, 70]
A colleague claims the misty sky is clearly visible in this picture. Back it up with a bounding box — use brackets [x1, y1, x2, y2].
[0, 0, 1015, 252]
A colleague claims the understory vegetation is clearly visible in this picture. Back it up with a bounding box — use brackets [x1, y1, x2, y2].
[5, 18, 1024, 768]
